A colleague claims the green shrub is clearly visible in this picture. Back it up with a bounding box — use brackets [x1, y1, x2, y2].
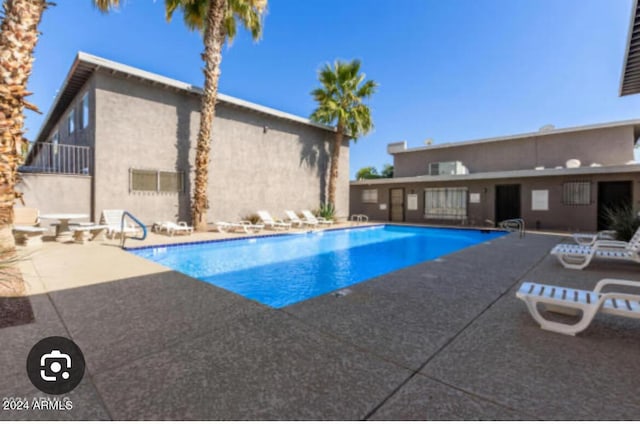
[241, 213, 261, 224]
[317, 203, 335, 220]
[604, 204, 640, 241]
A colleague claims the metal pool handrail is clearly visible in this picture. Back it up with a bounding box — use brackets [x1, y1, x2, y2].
[120, 211, 147, 248]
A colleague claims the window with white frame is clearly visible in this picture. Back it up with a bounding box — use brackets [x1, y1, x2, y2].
[563, 181, 591, 205]
[81, 93, 89, 129]
[67, 110, 75, 134]
[424, 187, 468, 219]
[130, 169, 184, 193]
[362, 188, 378, 203]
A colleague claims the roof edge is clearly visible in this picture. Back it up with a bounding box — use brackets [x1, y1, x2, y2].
[392, 118, 640, 155]
[35, 51, 336, 141]
[350, 164, 640, 185]
[620, 0, 639, 96]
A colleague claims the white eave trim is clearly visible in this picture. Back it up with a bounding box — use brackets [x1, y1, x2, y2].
[392, 119, 640, 154]
[350, 164, 640, 185]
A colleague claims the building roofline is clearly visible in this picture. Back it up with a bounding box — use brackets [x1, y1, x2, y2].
[391, 119, 640, 155]
[350, 164, 640, 185]
[34, 52, 335, 141]
[620, 0, 639, 96]
[621, 0, 640, 96]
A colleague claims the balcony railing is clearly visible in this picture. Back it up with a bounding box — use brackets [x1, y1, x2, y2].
[19, 142, 91, 176]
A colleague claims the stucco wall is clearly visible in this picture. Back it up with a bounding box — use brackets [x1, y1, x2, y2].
[93, 72, 347, 224]
[394, 126, 636, 178]
[17, 173, 91, 216]
[350, 172, 640, 232]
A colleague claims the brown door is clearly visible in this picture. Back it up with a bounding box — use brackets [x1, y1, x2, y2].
[390, 188, 405, 222]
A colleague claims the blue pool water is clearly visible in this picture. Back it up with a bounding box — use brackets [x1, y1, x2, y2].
[131, 225, 505, 308]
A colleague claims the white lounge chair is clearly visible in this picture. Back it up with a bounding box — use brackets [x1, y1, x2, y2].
[156, 221, 193, 237]
[551, 236, 640, 270]
[301, 209, 333, 226]
[257, 210, 291, 230]
[572, 230, 618, 246]
[284, 210, 316, 228]
[516, 279, 640, 335]
[215, 221, 264, 234]
[101, 209, 140, 239]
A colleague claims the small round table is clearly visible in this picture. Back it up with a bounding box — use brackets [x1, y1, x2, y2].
[40, 213, 90, 242]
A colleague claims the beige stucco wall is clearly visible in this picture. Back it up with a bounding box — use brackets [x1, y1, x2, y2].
[93, 72, 347, 224]
[17, 173, 91, 216]
[350, 172, 640, 232]
[394, 126, 636, 178]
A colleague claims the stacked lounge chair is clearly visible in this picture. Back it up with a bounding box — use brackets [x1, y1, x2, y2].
[551, 227, 640, 270]
[257, 210, 291, 230]
[301, 209, 333, 226]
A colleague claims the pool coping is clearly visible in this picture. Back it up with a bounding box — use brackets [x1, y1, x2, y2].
[124, 223, 508, 252]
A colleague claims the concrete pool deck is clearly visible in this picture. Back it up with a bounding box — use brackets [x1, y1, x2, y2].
[1, 227, 640, 419]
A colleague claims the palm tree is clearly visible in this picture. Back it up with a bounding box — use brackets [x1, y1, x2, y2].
[310, 59, 377, 208]
[165, 0, 267, 231]
[0, 0, 120, 295]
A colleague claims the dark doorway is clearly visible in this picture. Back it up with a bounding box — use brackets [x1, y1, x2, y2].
[495, 184, 521, 224]
[597, 181, 632, 230]
[389, 188, 405, 222]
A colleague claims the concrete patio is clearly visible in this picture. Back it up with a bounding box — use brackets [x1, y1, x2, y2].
[1, 228, 640, 420]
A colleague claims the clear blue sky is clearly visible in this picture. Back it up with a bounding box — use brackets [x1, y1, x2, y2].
[25, 0, 640, 178]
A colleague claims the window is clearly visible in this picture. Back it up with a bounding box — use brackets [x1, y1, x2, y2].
[424, 187, 468, 219]
[130, 169, 184, 193]
[362, 189, 378, 203]
[81, 93, 89, 129]
[563, 182, 591, 205]
[67, 110, 75, 134]
[159, 171, 184, 192]
[52, 131, 59, 154]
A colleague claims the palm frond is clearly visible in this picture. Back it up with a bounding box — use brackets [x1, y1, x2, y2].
[93, 0, 120, 13]
[309, 58, 377, 140]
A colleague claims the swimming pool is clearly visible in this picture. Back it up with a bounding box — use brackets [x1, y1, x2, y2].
[131, 225, 505, 308]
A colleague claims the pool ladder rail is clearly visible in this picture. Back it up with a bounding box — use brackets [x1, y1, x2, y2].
[498, 218, 526, 238]
[120, 211, 148, 248]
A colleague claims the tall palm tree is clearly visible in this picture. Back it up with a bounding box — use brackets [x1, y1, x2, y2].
[310, 59, 377, 208]
[0, 0, 119, 295]
[165, 0, 267, 231]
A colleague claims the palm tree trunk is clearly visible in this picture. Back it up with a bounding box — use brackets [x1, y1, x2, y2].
[192, 0, 227, 232]
[0, 0, 46, 295]
[327, 125, 344, 207]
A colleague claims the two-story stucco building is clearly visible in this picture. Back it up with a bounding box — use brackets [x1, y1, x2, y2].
[19, 52, 348, 224]
[350, 121, 640, 232]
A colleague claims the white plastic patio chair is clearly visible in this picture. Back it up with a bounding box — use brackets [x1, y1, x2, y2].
[257, 211, 291, 230]
[551, 231, 640, 270]
[284, 210, 316, 228]
[516, 279, 640, 335]
[101, 209, 139, 239]
[215, 221, 264, 234]
[572, 230, 619, 246]
[301, 209, 333, 226]
[158, 221, 193, 237]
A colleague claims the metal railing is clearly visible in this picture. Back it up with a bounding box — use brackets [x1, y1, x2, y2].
[120, 211, 148, 248]
[20, 142, 91, 175]
[498, 218, 526, 238]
